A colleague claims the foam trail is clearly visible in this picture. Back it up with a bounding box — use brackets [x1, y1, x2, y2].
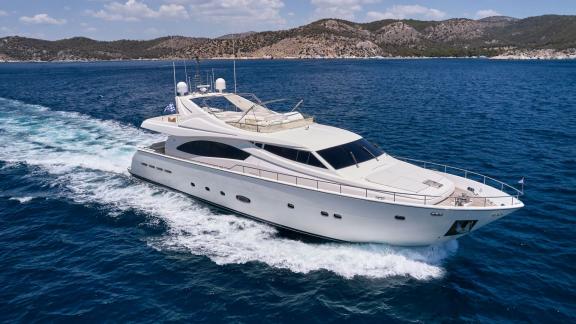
[9, 196, 34, 203]
[0, 98, 458, 280]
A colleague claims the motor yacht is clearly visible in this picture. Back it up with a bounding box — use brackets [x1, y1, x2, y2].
[129, 77, 524, 246]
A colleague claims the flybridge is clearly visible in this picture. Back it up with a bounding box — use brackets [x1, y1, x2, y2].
[174, 79, 315, 133]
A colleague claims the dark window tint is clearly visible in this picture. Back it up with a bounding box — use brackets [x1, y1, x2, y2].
[306, 154, 325, 168]
[317, 138, 383, 170]
[264, 144, 326, 169]
[264, 144, 298, 160]
[177, 141, 250, 160]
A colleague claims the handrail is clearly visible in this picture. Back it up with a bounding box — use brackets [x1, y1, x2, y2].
[140, 145, 523, 208]
[395, 157, 524, 197]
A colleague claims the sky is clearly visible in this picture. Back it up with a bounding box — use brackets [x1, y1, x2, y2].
[0, 0, 574, 40]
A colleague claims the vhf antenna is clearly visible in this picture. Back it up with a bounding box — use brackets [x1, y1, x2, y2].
[183, 59, 190, 93]
[172, 61, 177, 98]
[211, 68, 215, 92]
[233, 40, 237, 93]
[169, 35, 177, 98]
[194, 56, 201, 90]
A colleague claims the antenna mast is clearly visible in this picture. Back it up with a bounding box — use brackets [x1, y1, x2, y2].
[194, 56, 201, 90]
[233, 40, 237, 93]
[211, 68, 215, 92]
[172, 61, 177, 97]
[183, 59, 190, 92]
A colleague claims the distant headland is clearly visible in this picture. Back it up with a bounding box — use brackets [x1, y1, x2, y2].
[1, 15, 575, 62]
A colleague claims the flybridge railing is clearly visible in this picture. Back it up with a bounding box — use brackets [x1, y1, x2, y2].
[141, 145, 523, 207]
[226, 115, 314, 133]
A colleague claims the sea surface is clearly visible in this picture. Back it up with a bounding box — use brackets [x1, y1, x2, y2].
[0, 59, 575, 322]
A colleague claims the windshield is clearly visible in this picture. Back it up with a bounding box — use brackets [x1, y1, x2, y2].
[317, 138, 383, 170]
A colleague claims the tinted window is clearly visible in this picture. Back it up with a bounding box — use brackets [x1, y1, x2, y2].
[264, 144, 298, 160]
[264, 144, 326, 169]
[306, 154, 325, 168]
[177, 141, 250, 160]
[317, 138, 383, 170]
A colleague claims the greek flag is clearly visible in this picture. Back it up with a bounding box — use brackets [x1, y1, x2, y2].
[518, 177, 525, 185]
[163, 103, 176, 114]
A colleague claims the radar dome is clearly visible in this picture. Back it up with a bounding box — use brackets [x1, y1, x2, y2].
[176, 82, 188, 96]
[215, 78, 226, 93]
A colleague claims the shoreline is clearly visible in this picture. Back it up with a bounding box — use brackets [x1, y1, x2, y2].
[2, 55, 576, 63]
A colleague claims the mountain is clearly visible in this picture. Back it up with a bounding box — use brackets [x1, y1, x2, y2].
[1, 15, 575, 61]
[216, 32, 257, 40]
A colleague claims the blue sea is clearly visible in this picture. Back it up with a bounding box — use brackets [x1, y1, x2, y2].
[0, 59, 575, 322]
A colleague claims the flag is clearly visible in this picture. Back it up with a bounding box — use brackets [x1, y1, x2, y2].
[163, 103, 176, 114]
[518, 177, 525, 185]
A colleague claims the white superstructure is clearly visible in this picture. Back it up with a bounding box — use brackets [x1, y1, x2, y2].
[129, 77, 524, 246]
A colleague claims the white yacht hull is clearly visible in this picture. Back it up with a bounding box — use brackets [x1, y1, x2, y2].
[130, 149, 519, 246]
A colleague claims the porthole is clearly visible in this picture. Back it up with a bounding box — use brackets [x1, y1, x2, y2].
[190, 182, 195, 187]
[148, 164, 155, 168]
[205, 187, 210, 191]
[220, 191, 225, 196]
[165, 170, 172, 174]
[320, 211, 329, 217]
[287, 203, 294, 209]
[156, 167, 164, 171]
[395, 215, 406, 221]
[333, 214, 342, 219]
[141, 162, 148, 166]
[236, 195, 251, 203]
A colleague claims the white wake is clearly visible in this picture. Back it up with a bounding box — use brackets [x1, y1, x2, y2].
[0, 98, 458, 279]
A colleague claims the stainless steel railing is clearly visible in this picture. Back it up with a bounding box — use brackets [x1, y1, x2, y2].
[396, 157, 524, 197]
[141, 144, 523, 208]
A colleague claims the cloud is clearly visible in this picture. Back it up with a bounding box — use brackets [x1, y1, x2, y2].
[187, 0, 285, 24]
[0, 10, 8, 17]
[80, 22, 98, 33]
[476, 9, 501, 19]
[367, 5, 446, 21]
[311, 0, 378, 20]
[90, 0, 189, 21]
[19, 13, 67, 25]
[182, 0, 285, 24]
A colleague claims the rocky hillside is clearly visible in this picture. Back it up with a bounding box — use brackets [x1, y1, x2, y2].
[1, 15, 575, 61]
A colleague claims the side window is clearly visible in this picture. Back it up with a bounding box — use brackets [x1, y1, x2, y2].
[177, 141, 250, 160]
[307, 154, 325, 168]
[263, 144, 298, 160]
[263, 144, 326, 169]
